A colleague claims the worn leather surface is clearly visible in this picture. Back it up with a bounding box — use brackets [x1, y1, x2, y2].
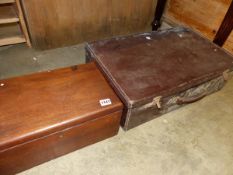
[123, 76, 225, 130]
[87, 28, 233, 108]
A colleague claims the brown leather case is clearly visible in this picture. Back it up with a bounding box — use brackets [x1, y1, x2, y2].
[0, 63, 123, 175]
[86, 27, 233, 130]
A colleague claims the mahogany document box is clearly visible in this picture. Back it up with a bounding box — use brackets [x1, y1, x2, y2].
[86, 27, 233, 130]
[0, 63, 122, 175]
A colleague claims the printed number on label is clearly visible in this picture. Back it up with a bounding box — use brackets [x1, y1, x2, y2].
[99, 99, 112, 107]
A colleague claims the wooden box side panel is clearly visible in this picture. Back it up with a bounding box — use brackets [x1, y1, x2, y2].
[21, 0, 156, 49]
[164, 0, 231, 41]
[223, 31, 233, 54]
[123, 76, 226, 130]
[0, 111, 121, 175]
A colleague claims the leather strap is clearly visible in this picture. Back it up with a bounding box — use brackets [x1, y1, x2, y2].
[153, 96, 162, 109]
[176, 93, 207, 105]
[223, 70, 230, 81]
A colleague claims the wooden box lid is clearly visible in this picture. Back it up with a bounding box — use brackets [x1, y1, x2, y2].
[0, 63, 122, 151]
[86, 27, 233, 108]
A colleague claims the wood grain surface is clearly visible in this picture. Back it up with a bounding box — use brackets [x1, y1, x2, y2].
[224, 31, 233, 54]
[213, 1, 233, 47]
[0, 62, 123, 174]
[0, 62, 122, 150]
[20, 0, 156, 49]
[0, 111, 121, 175]
[165, 0, 231, 41]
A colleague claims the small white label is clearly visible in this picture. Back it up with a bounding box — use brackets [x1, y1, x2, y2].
[99, 99, 112, 107]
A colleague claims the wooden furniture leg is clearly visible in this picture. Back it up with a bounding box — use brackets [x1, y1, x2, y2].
[152, 0, 168, 31]
[213, 1, 233, 46]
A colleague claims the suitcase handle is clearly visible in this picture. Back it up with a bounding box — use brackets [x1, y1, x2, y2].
[176, 93, 207, 105]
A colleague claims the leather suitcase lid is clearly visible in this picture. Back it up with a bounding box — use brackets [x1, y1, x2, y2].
[0, 63, 122, 151]
[87, 27, 233, 108]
